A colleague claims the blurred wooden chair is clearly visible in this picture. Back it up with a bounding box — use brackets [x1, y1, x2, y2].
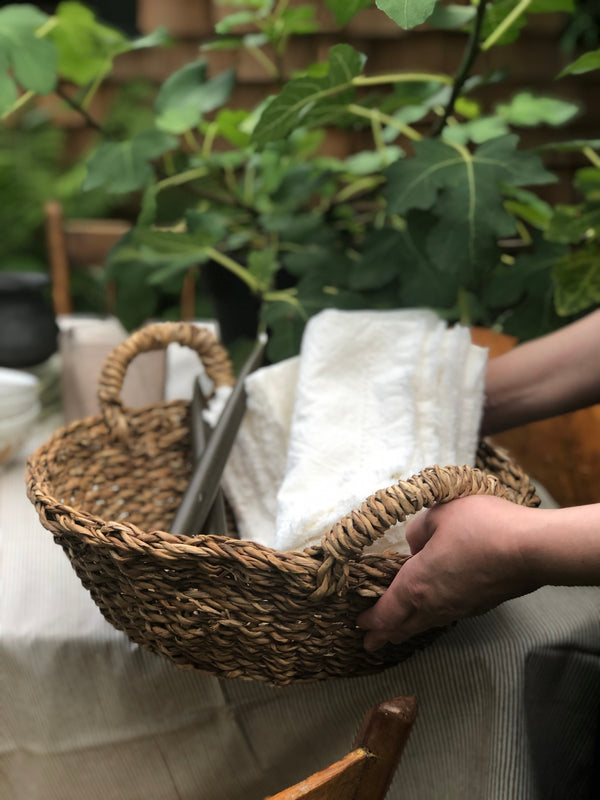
[44, 199, 196, 319]
[266, 695, 417, 800]
[471, 327, 600, 508]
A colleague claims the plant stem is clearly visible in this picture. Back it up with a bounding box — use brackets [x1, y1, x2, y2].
[247, 45, 279, 79]
[183, 129, 200, 152]
[155, 167, 210, 192]
[55, 85, 112, 137]
[431, 0, 489, 136]
[35, 17, 58, 37]
[334, 175, 385, 204]
[353, 72, 453, 87]
[1, 90, 35, 120]
[202, 121, 218, 158]
[205, 247, 261, 293]
[457, 287, 471, 326]
[81, 70, 107, 110]
[346, 103, 422, 142]
[583, 146, 600, 168]
[481, 0, 532, 51]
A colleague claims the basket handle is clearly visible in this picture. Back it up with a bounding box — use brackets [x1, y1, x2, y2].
[311, 463, 524, 600]
[98, 322, 235, 441]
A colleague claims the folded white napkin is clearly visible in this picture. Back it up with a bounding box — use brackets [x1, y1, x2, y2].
[275, 309, 441, 552]
[223, 308, 487, 555]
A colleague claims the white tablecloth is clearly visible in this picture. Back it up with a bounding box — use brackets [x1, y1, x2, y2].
[2, 416, 600, 800]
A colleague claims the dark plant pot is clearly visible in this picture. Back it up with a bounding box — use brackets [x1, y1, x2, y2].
[201, 261, 261, 346]
[0, 271, 59, 368]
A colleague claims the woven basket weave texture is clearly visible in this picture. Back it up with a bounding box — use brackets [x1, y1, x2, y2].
[26, 322, 540, 685]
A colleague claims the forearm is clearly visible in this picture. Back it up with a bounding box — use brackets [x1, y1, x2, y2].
[521, 503, 600, 587]
[482, 310, 600, 435]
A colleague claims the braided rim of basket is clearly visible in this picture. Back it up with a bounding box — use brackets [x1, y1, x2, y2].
[26, 322, 539, 604]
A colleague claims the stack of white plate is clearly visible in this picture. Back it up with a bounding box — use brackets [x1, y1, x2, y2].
[0, 367, 40, 466]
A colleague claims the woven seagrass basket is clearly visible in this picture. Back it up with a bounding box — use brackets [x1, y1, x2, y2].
[26, 322, 540, 686]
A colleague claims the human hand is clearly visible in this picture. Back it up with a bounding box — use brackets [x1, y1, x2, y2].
[357, 495, 543, 651]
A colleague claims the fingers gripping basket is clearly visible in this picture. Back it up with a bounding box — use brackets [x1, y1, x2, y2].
[26, 322, 539, 686]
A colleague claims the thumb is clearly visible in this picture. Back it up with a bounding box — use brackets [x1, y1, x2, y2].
[405, 507, 438, 554]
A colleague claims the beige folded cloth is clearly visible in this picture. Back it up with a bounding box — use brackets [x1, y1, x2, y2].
[58, 316, 165, 423]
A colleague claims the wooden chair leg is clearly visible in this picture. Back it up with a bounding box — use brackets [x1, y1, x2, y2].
[352, 695, 418, 800]
[44, 199, 73, 316]
[180, 268, 196, 320]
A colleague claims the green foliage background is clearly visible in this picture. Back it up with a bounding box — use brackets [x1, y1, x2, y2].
[1, 0, 600, 360]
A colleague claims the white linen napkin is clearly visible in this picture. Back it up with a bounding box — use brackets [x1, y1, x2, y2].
[222, 309, 488, 554]
[274, 309, 443, 553]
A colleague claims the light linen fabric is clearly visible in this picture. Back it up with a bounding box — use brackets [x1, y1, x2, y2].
[221, 309, 487, 555]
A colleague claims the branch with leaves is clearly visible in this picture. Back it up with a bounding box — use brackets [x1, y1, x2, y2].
[1, 0, 600, 357]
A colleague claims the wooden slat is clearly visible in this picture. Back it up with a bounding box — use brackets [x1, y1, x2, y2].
[63, 218, 131, 267]
[266, 749, 370, 800]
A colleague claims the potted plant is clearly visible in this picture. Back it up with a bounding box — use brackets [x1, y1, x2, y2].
[1, 0, 599, 362]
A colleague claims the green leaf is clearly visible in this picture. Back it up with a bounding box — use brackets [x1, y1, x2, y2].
[0, 4, 57, 110]
[276, 6, 319, 36]
[213, 109, 252, 147]
[155, 61, 236, 133]
[574, 168, 600, 201]
[155, 106, 202, 134]
[384, 135, 555, 279]
[376, 0, 438, 29]
[428, 3, 476, 28]
[261, 301, 305, 362]
[553, 243, 600, 315]
[186, 209, 230, 241]
[387, 211, 461, 308]
[348, 228, 405, 290]
[111, 260, 160, 330]
[130, 27, 172, 50]
[454, 97, 481, 119]
[325, 0, 373, 26]
[252, 44, 365, 146]
[558, 48, 600, 78]
[137, 177, 160, 226]
[83, 129, 178, 194]
[51, 2, 128, 86]
[130, 227, 216, 255]
[0, 63, 18, 112]
[248, 248, 279, 288]
[502, 185, 554, 229]
[441, 116, 510, 145]
[215, 11, 258, 33]
[537, 139, 600, 152]
[343, 147, 404, 174]
[546, 203, 600, 244]
[260, 210, 323, 240]
[495, 92, 579, 127]
[386, 135, 555, 212]
[484, 237, 567, 308]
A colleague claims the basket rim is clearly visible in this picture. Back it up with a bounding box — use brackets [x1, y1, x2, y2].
[26, 405, 537, 568]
